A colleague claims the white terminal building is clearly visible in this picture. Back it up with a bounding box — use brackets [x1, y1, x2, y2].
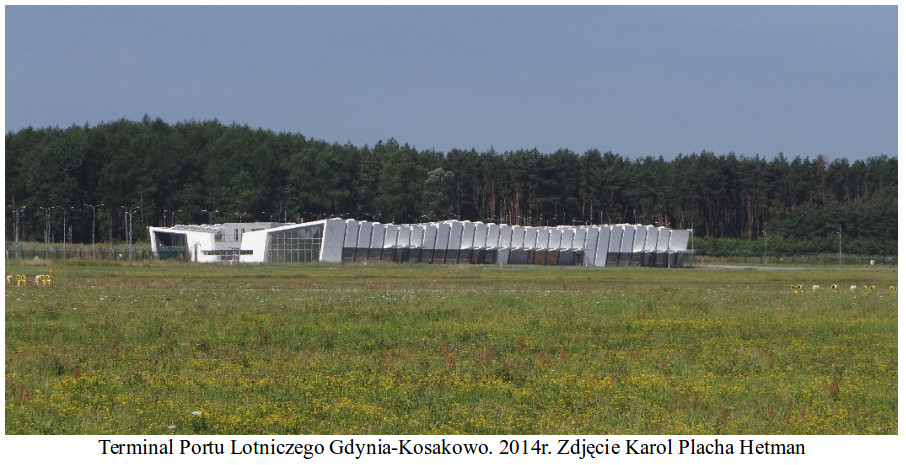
[148, 218, 692, 267]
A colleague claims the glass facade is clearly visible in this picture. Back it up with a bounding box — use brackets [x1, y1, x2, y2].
[265, 224, 324, 262]
[153, 232, 189, 260]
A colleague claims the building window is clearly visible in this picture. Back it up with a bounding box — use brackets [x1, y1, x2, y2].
[202, 249, 253, 261]
[265, 224, 324, 262]
[153, 232, 189, 259]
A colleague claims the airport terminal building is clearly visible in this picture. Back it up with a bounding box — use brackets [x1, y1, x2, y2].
[149, 218, 692, 267]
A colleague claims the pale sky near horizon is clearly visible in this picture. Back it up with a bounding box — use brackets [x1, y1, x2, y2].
[4, 5, 898, 160]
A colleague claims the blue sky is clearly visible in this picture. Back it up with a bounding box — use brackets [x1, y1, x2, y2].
[4, 5, 897, 160]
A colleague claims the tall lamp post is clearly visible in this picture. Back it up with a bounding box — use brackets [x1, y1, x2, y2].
[38, 206, 58, 259]
[164, 208, 181, 227]
[10, 205, 25, 244]
[85, 203, 104, 259]
[8, 206, 26, 258]
[61, 206, 72, 259]
[763, 228, 768, 265]
[122, 206, 141, 260]
[838, 224, 842, 266]
[201, 209, 218, 224]
[689, 222, 695, 267]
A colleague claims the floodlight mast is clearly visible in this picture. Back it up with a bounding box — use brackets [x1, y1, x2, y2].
[761, 210, 767, 265]
[201, 209, 218, 224]
[838, 224, 842, 265]
[38, 206, 58, 259]
[690, 222, 694, 267]
[164, 208, 181, 228]
[9, 205, 26, 248]
[122, 206, 141, 260]
[85, 204, 104, 259]
[763, 228, 768, 265]
[61, 207, 75, 259]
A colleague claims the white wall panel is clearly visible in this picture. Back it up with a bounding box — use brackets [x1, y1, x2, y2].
[537, 228, 551, 249]
[656, 228, 671, 251]
[607, 226, 623, 253]
[240, 229, 268, 263]
[595, 226, 612, 266]
[423, 224, 438, 249]
[370, 223, 386, 248]
[320, 218, 346, 262]
[383, 225, 399, 248]
[448, 221, 463, 249]
[573, 227, 587, 250]
[668, 229, 691, 251]
[397, 226, 412, 247]
[185, 230, 216, 263]
[632, 225, 648, 252]
[619, 225, 635, 253]
[460, 221, 475, 249]
[524, 228, 537, 249]
[485, 224, 499, 248]
[550, 228, 564, 249]
[343, 220, 360, 248]
[643, 226, 658, 251]
[498, 225, 512, 248]
[582, 227, 599, 266]
[510, 226, 525, 248]
[435, 222, 451, 250]
[411, 225, 426, 248]
[356, 222, 373, 249]
[474, 223, 489, 249]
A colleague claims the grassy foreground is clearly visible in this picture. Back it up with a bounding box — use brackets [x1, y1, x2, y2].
[4, 259, 897, 435]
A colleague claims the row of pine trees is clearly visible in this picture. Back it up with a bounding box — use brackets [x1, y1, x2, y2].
[5, 117, 897, 254]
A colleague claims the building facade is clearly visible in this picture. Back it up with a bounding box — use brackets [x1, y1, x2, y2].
[149, 218, 692, 267]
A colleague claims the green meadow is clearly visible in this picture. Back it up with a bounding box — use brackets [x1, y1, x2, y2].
[4, 260, 897, 435]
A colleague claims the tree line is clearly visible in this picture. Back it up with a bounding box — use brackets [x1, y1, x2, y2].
[4, 116, 897, 254]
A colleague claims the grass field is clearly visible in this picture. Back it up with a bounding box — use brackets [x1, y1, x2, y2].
[4, 259, 897, 435]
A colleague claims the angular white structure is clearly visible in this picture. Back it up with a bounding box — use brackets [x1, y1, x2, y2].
[474, 222, 489, 249]
[149, 218, 691, 267]
[594, 226, 611, 267]
[448, 221, 464, 263]
[606, 225, 623, 266]
[583, 226, 600, 267]
[667, 228, 692, 268]
[422, 223, 438, 263]
[655, 227, 672, 267]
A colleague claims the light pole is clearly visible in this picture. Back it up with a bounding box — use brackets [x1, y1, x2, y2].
[38, 206, 58, 259]
[61, 206, 74, 259]
[9, 206, 26, 246]
[690, 222, 695, 267]
[763, 228, 768, 265]
[8, 206, 26, 258]
[85, 203, 104, 259]
[201, 209, 218, 224]
[122, 206, 140, 260]
[838, 224, 842, 265]
[164, 208, 181, 227]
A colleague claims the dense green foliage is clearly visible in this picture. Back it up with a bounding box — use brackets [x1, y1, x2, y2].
[5, 117, 896, 253]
